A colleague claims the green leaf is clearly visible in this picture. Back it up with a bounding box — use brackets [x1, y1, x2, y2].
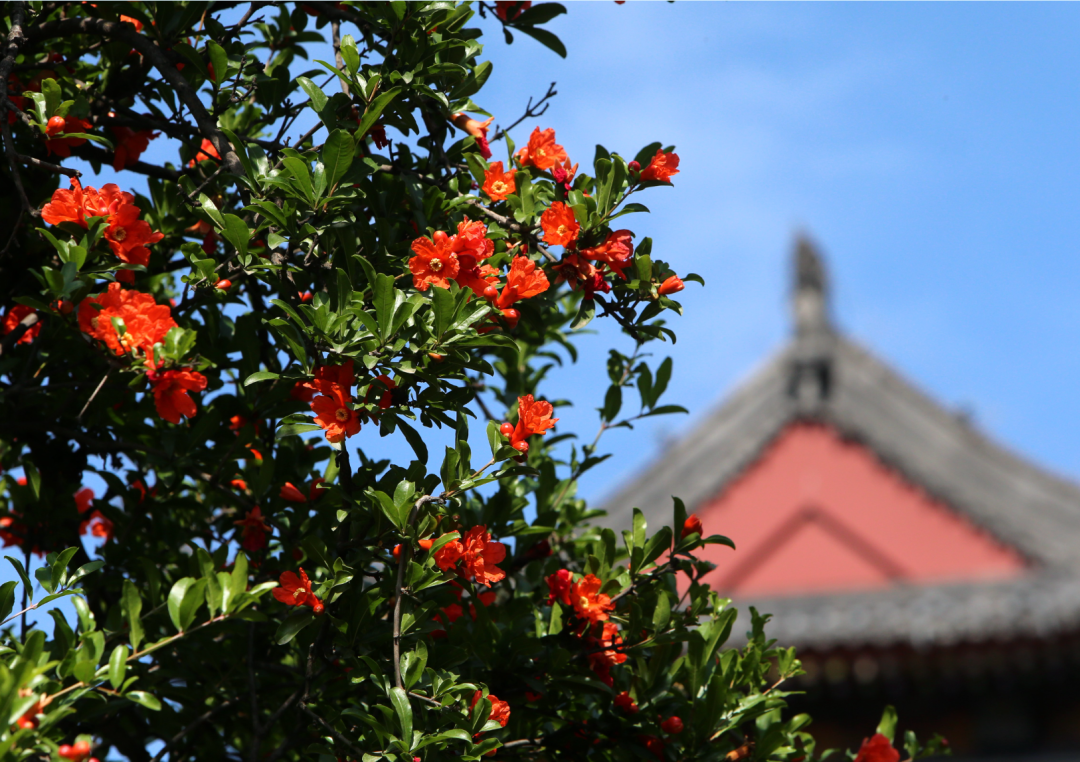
[122, 580, 143, 651]
[601, 385, 622, 423]
[516, 2, 567, 25]
[396, 418, 428, 465]
[389, 687, 413, 746]
[572, 298, 595, 329]
[230, 552, 249, 601]
[637, 526, 672, 573]
[277, 422, 322, 438]
[296, 76, 328, 113]
[322, 129, 355, 189]
[127, 691, 162, 711]
[282, 157, 316, 204]
[198, 193, 226, 229]
[49, 546, 78, 593]
[179, 578, 208, 632]
[24, 462, 40, 500]
[632, 508, 647, 550]
[432, 284, 454, 337]
[516, 24, 567, 57]
[108, 644, 128, 689]
[652, 591, 671, 630]
[207, 41, 228, 84]
[373, 273, 396, 342]
[548, 600, 563, 636]
[651, 357, 672, 407]
[221, 214, 250, 258]
[0, 580, 17, 622]
[167, 577, 195, 633]
[244, 371, 280, 386]
[876, 705, 898, 743]
[5, 556, 33, 601]
[275, 607, 315, 644]
[355, 87, 402, 140]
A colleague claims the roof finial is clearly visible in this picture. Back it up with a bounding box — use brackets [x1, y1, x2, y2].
[792, 233, 831, 336]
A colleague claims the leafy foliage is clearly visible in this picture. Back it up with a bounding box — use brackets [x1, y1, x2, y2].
[0, 2, 948, 762]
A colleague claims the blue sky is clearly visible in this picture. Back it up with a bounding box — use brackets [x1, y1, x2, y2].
[12, 3, 1080, 626]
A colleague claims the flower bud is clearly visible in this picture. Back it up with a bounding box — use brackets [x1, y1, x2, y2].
[500, 422, 514, 437]
[513, 440, 529, 454]
[661, 716, 684, 734]
[628, 160, 641, 173]
[483, 285, 499, 300]
[428, 352, 445, 362]
[658, 275, 684, 296]
[46, 115, 66, 136]
[214, 278, 232, 291]
[681, 513, 703, 538]
[419, 538, 434, 550]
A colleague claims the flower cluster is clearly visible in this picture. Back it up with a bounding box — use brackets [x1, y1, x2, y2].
[77, 282, 207, 423]
[110, 122, 159, 171]
[470, 689, 511, 734]
[546, 570, 624, 684]
[43, 179, 165, 279]
[433, 525, 507, 587]
[499, 394, 559, 454]
[294, 361, 363, 444]
[75, 487, 114, 543]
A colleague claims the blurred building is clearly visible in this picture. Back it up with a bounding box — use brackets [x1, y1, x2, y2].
[598, 238, 1080, 759]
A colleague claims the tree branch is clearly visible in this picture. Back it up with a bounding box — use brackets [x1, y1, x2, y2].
[1, 2, 32, 214]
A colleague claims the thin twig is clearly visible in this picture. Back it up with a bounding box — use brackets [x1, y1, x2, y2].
[392, 494, 443, 689]
[150, 699, 235, 762]
[1, 2, 32, 214]
[331, 20, 351, 98]
[76, 370, 111, 422]
[490, 81, 557, 143]
[15, 152, 81, 177]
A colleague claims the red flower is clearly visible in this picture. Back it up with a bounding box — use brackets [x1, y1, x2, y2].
[470, 690, 511, 728]
[148, 368, 207, 424]
[290, 381, 317, 403]
[311, 387, 361, 444]
[459, 525, 507, 587]
[41, 178, 87, 226]
[433, 533, 464, 571]
[103, 202, 164, 269]
[367, 123, 390, 150]
[545, 569, 573, 606]
[450, 219, 495, 263]
[637, 734, 665, 759]
[280, 482, 308, 503]
[639, 149, 680, 184]
[79, 510, 115, 542]
[110, 124, 158, 170]
[658, 276, 685, 296]
[495, 256, 550, 310]
[44, 115, 92, 158]
[408, 231, 459, 291]
[681, 513, 703, 538]
[854, 734, 900, 762]
[74, 487, 94, 514]
[188, 138, 221, 167]
[78, 282, 177, 357]
[58, 740, 92, 761]
[494, 1, 531, 21]
[272, 567, 324, 614]
[586, 621, 627, 685]
[660, 716, 683, 735]
[482, 161, 516, 202]
[119, 14, 144, 32]
[570, 574, 613, 623]
[579, 229, 634, 280]
[614, 691, 639, 714]
[515, 126, 566, 171]
[451, 112, 494, 160]
[511, 394, 558, 452]
[230, 478, 248, 490]
[540, 201, 579, 246]
[234, 507, 271, 552]
[2, 305, 41, 345]
[0, 515, 26, 548]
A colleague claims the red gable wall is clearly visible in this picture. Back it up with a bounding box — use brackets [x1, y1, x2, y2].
[693, 422, 1027, 597]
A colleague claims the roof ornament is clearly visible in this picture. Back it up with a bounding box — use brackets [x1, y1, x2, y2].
[792, 233, 832, 337]
[790, 234, 834, 409]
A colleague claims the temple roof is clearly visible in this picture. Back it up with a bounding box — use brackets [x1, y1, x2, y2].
[595, 236, 1080, 650]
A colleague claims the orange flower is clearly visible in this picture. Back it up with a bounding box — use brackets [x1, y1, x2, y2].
[311, 386, 361, 443]
[188, 138, 221, 167]
[149, 368, 208, 423]
[103, 202, 163, 268]
[570, 573, 613, 623]
[408, 231, 459, 291]
[82, 182, 135, 220]
[78, 282, 177, 356]
[545, 568, 572, 606]
[2, 305, 41, 345]
[658, 275, 685, 296]
[515, 127, 567, 171]
[681, 513, 703, 538]
[854, 734, 900, 762]
[450, 112, 494, 160]
[482, 160, 516, 202]
[119, 14, 144, 32]
[41, 178, 87, 226]
[511, 394, 558, 451]
[230, 478, 248, 490]
[579, 229, 634, 280]
[111, 124, 158, 170]
[470, 690, 511, 728]
[365, 374, 396, 411]
[234, 507, 271, 552]
[450, 219, 494, 263]
[272, 567, 324, 614]
[638, 149, 680, 183]
[433, 533, 464, 571]
[586, 621, 627, 686]
[44, 115, 92, 158]
[459, 525, 506, 587]
[293, 360, 355, 402]
[540, 201, 579, 246]
[495, 256, 549, 310]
